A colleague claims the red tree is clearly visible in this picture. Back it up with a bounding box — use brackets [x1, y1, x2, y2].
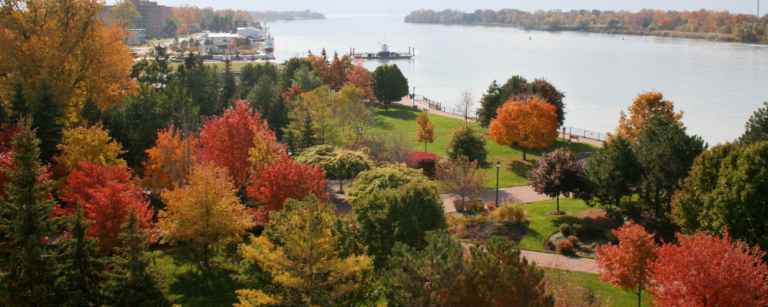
[247, 156, 328, 224]
[596, 222, 658, 307]
[59, 163, 154, 255]
[198, 100, 271, 188]
[344, 58, 374, 101]
[648, 231, 768, 307]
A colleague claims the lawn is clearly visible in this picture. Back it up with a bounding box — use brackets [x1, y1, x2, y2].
[371, 105, 600, 188]
[544, 268, 649, 307]
[168, 61, 280, 72]
[516, 197, 596, 253]
[152, 245, 243, 307]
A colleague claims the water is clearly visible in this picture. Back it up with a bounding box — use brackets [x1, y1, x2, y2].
[269, 15, 768, 144]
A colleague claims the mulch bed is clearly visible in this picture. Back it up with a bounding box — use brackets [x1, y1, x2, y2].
[545, 210, 568, 216]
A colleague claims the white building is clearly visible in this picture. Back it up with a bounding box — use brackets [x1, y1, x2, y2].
[125, 29, 147, 46]
[237, 27, 263, 40]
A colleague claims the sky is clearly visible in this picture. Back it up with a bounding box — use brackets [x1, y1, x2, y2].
[122, 0, 763, 16]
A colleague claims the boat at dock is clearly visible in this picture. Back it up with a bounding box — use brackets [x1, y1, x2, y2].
[350, 44, 415, 59]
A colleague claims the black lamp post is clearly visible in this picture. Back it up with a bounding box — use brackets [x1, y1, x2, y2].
[562, 127, 566, 143]
[495, 161, 501, 205]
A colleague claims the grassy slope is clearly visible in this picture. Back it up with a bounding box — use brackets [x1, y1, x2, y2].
[517, 197, 595, 252]
[544, 268, 649, 307]
[371, 105, 599, 188]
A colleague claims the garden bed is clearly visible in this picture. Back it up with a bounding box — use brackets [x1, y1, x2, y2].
[446, 213, 528, 244]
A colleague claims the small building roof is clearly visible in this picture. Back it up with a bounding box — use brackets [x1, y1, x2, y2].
[207, 33, 240, 38]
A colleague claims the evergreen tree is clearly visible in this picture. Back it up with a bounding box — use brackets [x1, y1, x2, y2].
[10, 79, 28, 123]
[32, 77, 64, 162]
[220, 58, 238, 110]
[580, 136, 642, 210]
[102, 208, 172, 307]
[176, 52, 223, 118]
[283, 99, 316, 152]
[80, 97, 102, 125]
[445, 123, 489, 167]
[738, 102, 768, 145]
[280, 58, 313, 91]
[56, 205, 104, 307]
[0, 95, 8, 126]
[0, 118, 61, 306]
[477, 76, 531, 127]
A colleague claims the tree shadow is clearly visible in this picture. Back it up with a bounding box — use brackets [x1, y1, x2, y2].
[169, 266, 242, 307]
[508, 159, 535, 179]
[550, 215, 583, 228]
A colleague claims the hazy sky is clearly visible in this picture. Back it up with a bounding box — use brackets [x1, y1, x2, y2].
[130, 0, 763, 16]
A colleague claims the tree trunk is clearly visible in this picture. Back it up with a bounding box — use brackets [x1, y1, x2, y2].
[424, 141, 427, 152]
[523, 148, 527, 161]
[637, 283, 642, 307]
[557, 195, 560, 212]
[339, 179, 343, 194]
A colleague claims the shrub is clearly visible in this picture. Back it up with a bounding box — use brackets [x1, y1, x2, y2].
[560, 223, 572, 236]
[485, 201, 496, 211]
[466, 198, 485, 215]
[567, 236, 580, 245]
[557, 240, 574, 254]
[573, 224, 585, 236]
[405, 152, 440, 179]
[445, 124, 489, 167]
[491, 203, 527, 223]
[605, 229, 618, 242]
[545, 240, 556, 250]
[345, 164, 428, 202]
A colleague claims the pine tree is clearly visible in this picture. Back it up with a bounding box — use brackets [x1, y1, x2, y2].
[0, 118, 61, 306]
[56, 205, 104, 307]
[31, 77, 64, 162]
[102, 208, 172, 307]
[0, 95, 7, 126]
[220, 58, 238, 110]
[80, 97, 102, 126]
[9, 79, 28, 122]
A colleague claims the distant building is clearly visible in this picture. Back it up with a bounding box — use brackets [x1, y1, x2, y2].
[201, 32, 241, 54]
[131, 0, 171, 37]
[236, 27, 263, 40]
[125, 29, 147, 46]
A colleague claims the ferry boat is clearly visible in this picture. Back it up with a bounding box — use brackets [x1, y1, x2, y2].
[263, 26, 275, 53]
[351, 44, 415, 59]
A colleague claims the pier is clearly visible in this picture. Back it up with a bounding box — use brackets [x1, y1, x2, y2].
[349, 44, 416, 59]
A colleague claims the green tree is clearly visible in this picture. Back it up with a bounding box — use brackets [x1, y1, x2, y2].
[292, 66, 323, 92]
[445, 123, 489, 167]
[295, 145, 373, 193]
[670, 143, 739, 233]
[240, 62, 280, 88]
[234, 195, 373, 306]
[635, 115, 706, 213]
[606, 18, 621, 30]
[80, 97, 102, 125]
[738, 102, 768, 145]
[175, 52, 224, 118]
[351, 182, 447, 268]
[581, 136, 642, 210]
[102, 208, 172, 307]
[56, 205, 104, 307]
[0, 119, 60, 306]
[282, 97, 316, 152]
[109, 0, 141, 28]
[280, 57, 313, 91]
[247, 76, 288, 138]
[476, 76, 531, 127]
[220, 58, 238, 109]
[370, 64, 409, 110]
[345, 163, 428, 202]
[32, 77, 64, 162]
[386, 231, 554, 306]
[9, 79, 27, 122]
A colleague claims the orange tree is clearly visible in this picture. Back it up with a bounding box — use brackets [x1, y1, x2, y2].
[489, 96, 558, 160]
[611, 90, 684, 141]
[415, 110, 437, 152]
[648, 231, 768, 307]
[596, 222, 659, 307]
[142, 125, 198, 193]
[0, 0, 137, 120]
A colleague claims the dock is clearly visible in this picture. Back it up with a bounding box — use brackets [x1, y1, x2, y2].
[349, 44, 416, 60]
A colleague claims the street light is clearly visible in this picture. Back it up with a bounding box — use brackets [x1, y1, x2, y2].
[495, 161, 501, 206]
[562, 127, 566, 143]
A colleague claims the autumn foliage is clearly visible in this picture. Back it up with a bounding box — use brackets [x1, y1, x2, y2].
[611, 90, 684, 141]
[55, 123, 127, 173]
[198, 100, 270, 188]
[344, 58, 374, 100]
[596, 222, 658, 306]
[415, 110, 437, 152]
[247, 156, 328, 224]
[142, 126, 198, 192]
[648, 231, 768, 307]
[489, 96, 559, 160]
[59, 163, 154, 255]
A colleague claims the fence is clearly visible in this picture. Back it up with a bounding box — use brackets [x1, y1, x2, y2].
[562, 126, 607, 141]
[413, 95, 477, 121]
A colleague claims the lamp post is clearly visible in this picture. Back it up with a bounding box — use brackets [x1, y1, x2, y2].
[412, 86, 416, 109]
[562, 127, 566, 145]
[359, 127, 364, 143]
[495, 161, 501, 205]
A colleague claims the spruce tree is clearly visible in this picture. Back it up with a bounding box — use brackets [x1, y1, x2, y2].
[32, 77, 64, 162]
[56, 205, 104, 307]
[79, 98, 102, 126]
[220, 58, 237, 110]
[0, 96, 8, 126]
[9, 79, 28, 122]
[0, 118, 61, 306]
[102, 208, 171, 307]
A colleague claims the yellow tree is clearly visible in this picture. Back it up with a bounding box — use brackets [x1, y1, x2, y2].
[489, 96, 559, 160]
[415, 110, 437, 152]
[106, 0, 140, 28]
[142, 126, 198, 193]
[611, 90, 684, 141]
[0, 0, 137, 121]
[248, 124, 285, 176]
[235, 195, 373, 306]
[159, 163, 254, 266]
[55, 123, 127, 173]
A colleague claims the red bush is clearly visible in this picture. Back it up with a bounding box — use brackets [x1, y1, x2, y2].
[568, 235, 580, 244]
[406, 152, 439, 178]
[557, 240, 574, 254]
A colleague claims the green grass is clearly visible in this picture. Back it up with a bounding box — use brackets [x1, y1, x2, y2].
[167, 61, 281, 72]
[152, 245, 243, 307]
[371, 105, 599, 188]
[544, 268, 649, 307]
[516, 197, 595, 253]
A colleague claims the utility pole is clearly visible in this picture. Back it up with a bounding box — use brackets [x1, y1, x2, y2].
[759, 0, 761, 19]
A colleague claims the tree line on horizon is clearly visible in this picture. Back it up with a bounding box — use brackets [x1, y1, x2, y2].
[405, 8, 768, 42]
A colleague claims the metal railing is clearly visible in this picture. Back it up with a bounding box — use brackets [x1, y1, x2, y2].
[413, 95, 478, 121]
[562, 126, 607, 141]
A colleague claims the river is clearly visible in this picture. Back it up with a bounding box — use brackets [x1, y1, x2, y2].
[269, 15, 768, 144]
